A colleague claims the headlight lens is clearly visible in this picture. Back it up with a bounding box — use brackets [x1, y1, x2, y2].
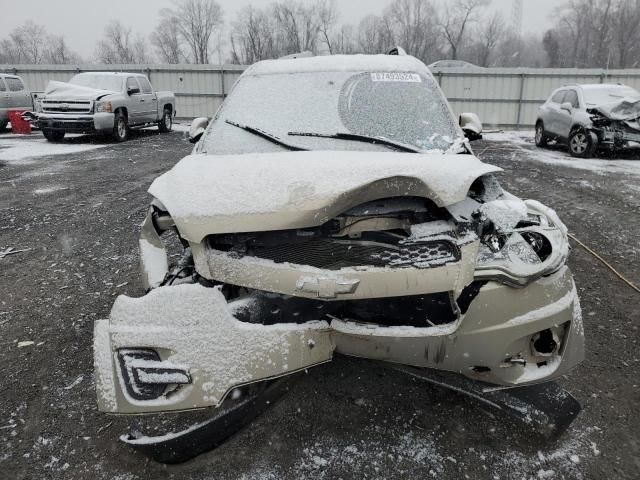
[95, 101, 112, 113]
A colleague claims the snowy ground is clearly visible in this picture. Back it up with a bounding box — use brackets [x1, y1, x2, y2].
[1, 129, 638, 479]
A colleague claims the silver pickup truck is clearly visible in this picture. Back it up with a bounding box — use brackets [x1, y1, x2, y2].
[34, 72, 175, 142]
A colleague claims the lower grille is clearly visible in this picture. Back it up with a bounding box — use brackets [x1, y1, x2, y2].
[250, 238, 459, 270]
[232, 292, 459, 327]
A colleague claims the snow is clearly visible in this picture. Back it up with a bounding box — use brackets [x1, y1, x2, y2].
[248, 54, 431, 77]
[479, 197, 528, 232]
[507, 285, 578, 328]
[138, 238, 169, 289]
[332, 318, 457, 337]
[149, 150, 501, 241]
[0, 137, 108, 164]
[483, 130, 640, 176]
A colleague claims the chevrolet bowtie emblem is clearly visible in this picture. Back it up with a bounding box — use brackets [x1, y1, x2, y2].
[295, 276, 360, 299]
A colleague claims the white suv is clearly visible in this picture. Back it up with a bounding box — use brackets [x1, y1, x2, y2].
[535, 83, 640, 158]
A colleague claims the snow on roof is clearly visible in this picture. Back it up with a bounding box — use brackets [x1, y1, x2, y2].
[246, 54, 431, 77]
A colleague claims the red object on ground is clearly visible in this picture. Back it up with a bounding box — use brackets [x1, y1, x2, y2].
[7, 110, 32, 134]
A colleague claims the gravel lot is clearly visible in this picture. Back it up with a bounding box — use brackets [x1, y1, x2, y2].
[1, 128, 638, 479]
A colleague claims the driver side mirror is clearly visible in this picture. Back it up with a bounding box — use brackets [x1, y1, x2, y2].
[189, 117, 210, 144]
[127, 87, 140, 96]
[460, 113, 483, 141]
[560, 102, 573, 113]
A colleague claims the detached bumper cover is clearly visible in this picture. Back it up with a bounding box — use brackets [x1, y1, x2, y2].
[94, 267, 584, 414]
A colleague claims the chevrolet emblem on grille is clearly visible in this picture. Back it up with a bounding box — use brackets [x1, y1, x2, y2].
[60, 103, 69, 111]
[295, 276, 360, 299]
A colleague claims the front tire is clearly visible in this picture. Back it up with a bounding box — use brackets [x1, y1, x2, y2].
[112, 111, 129, 142]
[568, 128, 596, 158]
[0, 120, 8, 132]
[535, 122, 548, 147]
[43, 129, 65, 142]
[158, 108, 172, 133]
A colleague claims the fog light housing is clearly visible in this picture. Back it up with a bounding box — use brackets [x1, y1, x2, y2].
[117, 348, 191, 401]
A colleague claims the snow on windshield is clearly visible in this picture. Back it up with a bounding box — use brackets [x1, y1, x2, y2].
[69, 74, 123, 92]
[583, 86, 640, 105]
[203, 71, 460, 155]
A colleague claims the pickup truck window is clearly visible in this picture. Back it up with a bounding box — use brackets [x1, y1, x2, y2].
[126, 77, 141, 93]
[138, 77, 153, 94]
[6, 77, 24, 92]
[0, 79, 5, 91]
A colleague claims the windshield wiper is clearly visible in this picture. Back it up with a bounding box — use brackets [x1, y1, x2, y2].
[288, 131, 424, 153]
[226, 120, 308, 151]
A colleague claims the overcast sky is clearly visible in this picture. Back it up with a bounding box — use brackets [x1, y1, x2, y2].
[0, 0, 558, 60]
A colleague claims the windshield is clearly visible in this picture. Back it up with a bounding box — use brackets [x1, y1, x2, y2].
[70, 74, 123, 92]
[203, 71, 461, 155]
[583, 86, 640, 105]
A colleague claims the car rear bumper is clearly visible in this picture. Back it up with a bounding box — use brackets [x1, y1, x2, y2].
[94, 266, 584, 414]
[36, 112, 114, 133]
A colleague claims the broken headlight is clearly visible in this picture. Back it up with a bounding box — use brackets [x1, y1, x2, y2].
[475, 203, 569, 287]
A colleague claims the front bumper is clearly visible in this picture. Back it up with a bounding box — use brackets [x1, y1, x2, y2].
[94, 266, 584, 414]
[36, 112, 114, 133]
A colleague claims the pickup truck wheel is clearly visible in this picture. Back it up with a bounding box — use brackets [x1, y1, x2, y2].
[568, 128, 597, 158]
[158, 108, 172, 133]
[113, 112, 129, 142]
[43, 129, 65, 142]
[0, 120, 7, 132]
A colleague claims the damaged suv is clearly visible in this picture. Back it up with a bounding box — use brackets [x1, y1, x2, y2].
[94, 54, 584, 459]
[536, 83, 640, 158]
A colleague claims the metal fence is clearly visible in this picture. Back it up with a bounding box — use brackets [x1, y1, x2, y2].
[4, 64, 640, 128]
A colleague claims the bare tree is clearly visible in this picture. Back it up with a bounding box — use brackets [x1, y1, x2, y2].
[230, 5, 280, 64]
[151, 9, 187, 63]
[46, 35, 81, 64]
[272, 1, 321, 55]
[542, 30, 562, 67]
[439, 0, 490, 60]
[332, 24, 357, 54]
[316, 0, 339, 54]
[9, 21, 47, 63]
[357, 15, 392, 54]
[473, 12, 505, 66]
[172, 0, 224, 64]
[382, 0, 442, 62]
[95, 20, 150, 64]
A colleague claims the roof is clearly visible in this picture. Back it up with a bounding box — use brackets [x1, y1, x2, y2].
[578, 83, 630, 90]
[246, 54, 431, 77]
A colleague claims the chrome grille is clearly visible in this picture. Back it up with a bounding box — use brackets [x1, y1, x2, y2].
[250, 238, 459, 270]
[42, 99, 92, 114]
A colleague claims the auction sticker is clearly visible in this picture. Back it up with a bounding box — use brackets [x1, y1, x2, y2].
[371, 72, 422, 82]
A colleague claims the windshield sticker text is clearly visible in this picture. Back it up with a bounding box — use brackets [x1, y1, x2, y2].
[371, 73, 422, 83]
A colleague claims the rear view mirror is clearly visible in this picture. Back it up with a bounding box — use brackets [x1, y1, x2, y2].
[189, 117, 210, 144]
[127, 87, 140, 95]
[560, 102, 573, 113]
[460, 113, 483, 141]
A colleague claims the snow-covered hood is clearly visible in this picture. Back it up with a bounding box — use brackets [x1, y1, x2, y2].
[149, 151, 502, 242]
[589, 96, 640, 120]
[42, 81, 117, 101]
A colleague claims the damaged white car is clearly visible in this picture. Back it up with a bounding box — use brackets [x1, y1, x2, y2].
[94, 53, 585, 462]
[536, 83, 640, 158]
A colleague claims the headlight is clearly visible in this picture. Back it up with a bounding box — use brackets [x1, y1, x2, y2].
[475, 202, 569, 287]
[95, 101, 112, 113]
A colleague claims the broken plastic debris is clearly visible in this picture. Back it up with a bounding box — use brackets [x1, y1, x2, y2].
[17, 341, 35, 348]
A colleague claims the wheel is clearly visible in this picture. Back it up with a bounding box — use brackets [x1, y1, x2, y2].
[43, 129, 65, 142]
[112, 111, 129, 142]
[568, 128, 596, 158]
[535, 122, 548, 147]
[158, 108, 172, 133]
[0, 120, 7, 132]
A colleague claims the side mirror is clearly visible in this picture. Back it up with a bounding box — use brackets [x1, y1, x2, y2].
[460, 113, 483, 141]
[560, 102, 573, 113]
[127, 87, 140, 96]
[189, 117, 210, 144]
